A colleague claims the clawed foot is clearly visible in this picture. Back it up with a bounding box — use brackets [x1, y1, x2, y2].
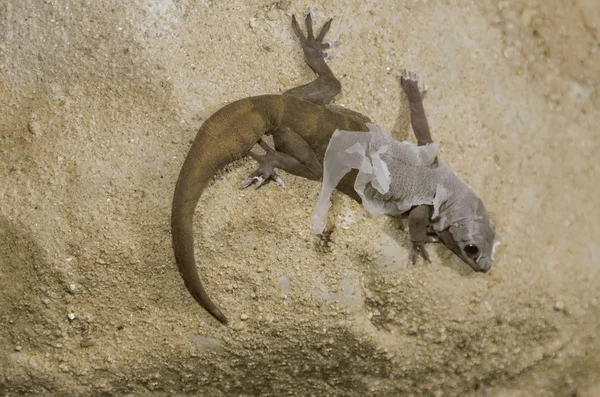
[400, 69, 428, 101]
[241, 174, 285, 189]
[292, 12, 338, 61]
[242, 140, 286, 189]
[410, 242, 431, 265]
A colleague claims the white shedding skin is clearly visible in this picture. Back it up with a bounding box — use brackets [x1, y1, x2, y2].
[311, 123, 474, 235]
[311, 130, 371, 233]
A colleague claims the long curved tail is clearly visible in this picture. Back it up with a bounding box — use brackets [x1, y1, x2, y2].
[171, 96, 274, 325]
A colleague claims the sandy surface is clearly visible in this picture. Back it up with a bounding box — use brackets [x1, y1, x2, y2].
[1, 0, 599, 396]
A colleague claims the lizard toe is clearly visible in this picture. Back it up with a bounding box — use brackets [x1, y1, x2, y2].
[252, 176, 266, 189]
[241, 175, 261, 189]
[292, 12, 338, 59]
[410, 242, 431, 265]
[402, 69, 419, 82]
[326, 40, 340, 49]
[400, 70, 426, 101]
[241, 174, 268, 189]
[274, 174, 286, 188]
[241, 171, 285, 190]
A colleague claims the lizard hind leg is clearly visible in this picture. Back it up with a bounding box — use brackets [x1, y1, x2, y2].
[284, 13, 341, 106]
[242, 140, 286, 189]
[242, 128, 323, 189]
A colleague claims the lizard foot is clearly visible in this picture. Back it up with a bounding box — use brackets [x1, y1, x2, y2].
[410, 242, 431, 265]
[292, 12, 337, 60]
[400, 69, 428, 101]
[242, 140, 286, 189]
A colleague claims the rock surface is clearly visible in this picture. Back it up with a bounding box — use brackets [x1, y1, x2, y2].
[1, 0, 599, 396]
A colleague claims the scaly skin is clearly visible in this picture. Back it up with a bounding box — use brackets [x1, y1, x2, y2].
[171, 14, 491, 325]
[172, 14, 376, 324]
[171, 94, 371, 324]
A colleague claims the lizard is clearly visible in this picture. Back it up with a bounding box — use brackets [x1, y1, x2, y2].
[171, 13, 496, 325]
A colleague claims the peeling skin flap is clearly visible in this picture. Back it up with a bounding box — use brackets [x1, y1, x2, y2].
[370, 145, 391, 193]
[310, 130, 370, 234]
[311, 123, 442, 234]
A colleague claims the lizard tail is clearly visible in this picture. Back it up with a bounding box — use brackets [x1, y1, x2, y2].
[171, 97, 274, 325]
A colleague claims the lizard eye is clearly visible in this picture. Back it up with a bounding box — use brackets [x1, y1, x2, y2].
[464, 244, 479, 258]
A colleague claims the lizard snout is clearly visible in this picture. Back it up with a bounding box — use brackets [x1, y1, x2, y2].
[473, 257, 492, 273]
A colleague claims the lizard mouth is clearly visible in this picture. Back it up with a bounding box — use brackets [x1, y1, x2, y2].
[473, 258, 492, 273]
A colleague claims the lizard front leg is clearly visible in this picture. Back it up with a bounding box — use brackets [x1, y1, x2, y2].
[400, 69, 432, 146]
[408, 205, 437, 264]
[401, 70, 437, 264]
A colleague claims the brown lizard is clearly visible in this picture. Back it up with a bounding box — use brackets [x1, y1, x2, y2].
[171, 14, 495, 325]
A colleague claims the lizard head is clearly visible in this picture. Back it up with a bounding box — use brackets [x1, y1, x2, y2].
[435, 198, 496, 272]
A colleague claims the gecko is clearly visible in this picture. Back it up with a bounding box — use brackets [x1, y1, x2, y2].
[171, 13, 496, 325]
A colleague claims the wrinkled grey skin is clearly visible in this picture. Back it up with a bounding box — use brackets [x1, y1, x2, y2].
[313, 70, 497, 272]
[434, 198, 496, 272]
[399, 70, 496, 271]
[313, 123, 497, 273]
